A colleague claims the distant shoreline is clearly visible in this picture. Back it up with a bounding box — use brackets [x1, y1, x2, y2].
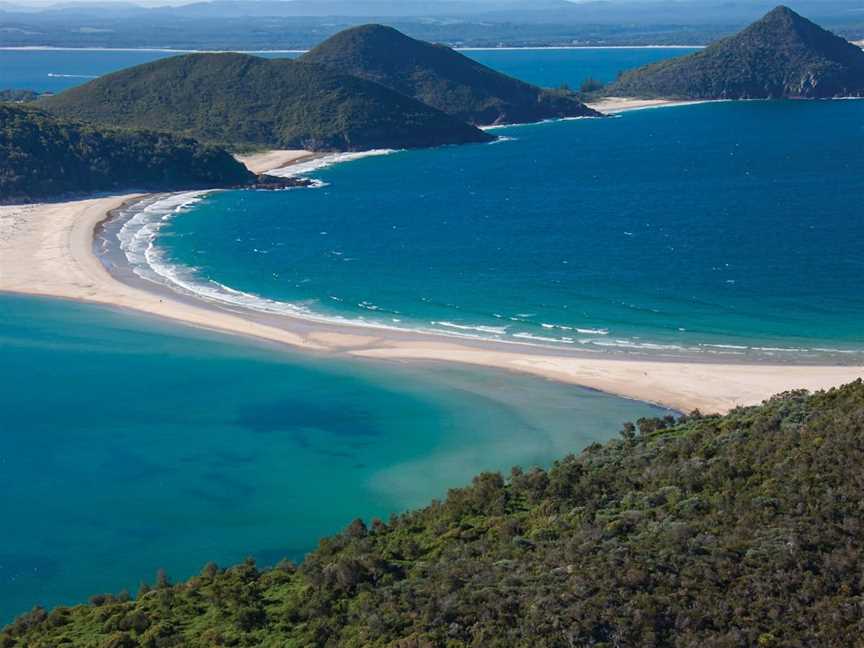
[1, 126, 861, 415]
[0, 45, 705, 53]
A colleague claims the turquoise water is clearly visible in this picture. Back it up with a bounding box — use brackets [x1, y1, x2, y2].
[143, 99, 864, 359]
[0, 294, 668, 621]
[0, 47, 696, 93]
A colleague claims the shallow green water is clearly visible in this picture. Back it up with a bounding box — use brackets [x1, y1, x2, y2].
[0, 294, 668, 621]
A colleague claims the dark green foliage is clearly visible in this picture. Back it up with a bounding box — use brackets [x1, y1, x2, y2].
[608, 6, 864, 99]
[0, 104, 252, 203]
[579, 77, 606, 94]
[5, 381, 864, 646]
[302, 24, 601, 125]
[0, 89, 39, 103]
[41, 52, 494, 152]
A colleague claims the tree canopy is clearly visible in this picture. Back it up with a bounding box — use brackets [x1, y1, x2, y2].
[0, 104, 253, 203]
[303, 24, 601, 125]
[608, 6, 864, 99]
[41, 53, 494, 152]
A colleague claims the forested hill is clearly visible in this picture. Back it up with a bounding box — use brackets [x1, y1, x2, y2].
[0, 90, 39, 103]
[607, 6, 864, 99]
[40, 53, 494, 152]
[0, 105, 252, 204]
[5, 380, 864, 646]
[303, 24, 601, 125]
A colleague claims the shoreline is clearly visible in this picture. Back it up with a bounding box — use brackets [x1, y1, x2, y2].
[1, 150, 862, 415]
[0, 45, 706, 52]
[586, 97, 720, 113]
[235, 149, 318, 174]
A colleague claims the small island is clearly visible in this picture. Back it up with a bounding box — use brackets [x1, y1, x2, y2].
[607, 6, 864, 100]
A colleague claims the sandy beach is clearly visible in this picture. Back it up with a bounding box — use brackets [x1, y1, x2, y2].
[1, 154, 861, 415]
[235, 149, 316, 174]
[587, 97, 715, 114]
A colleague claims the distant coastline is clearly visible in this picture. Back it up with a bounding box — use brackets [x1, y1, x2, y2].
[0, 45, 706, 52]
[0, 46, 308, 53]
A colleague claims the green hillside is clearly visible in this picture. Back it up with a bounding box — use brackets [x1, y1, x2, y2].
[303, 24, 601, 125]
[41, 53, 494, 152]
[0, 104, 252, 204]
[0, 90, 39, 103]
[4, 380, 864, 646]
[608, 6, 864, 99]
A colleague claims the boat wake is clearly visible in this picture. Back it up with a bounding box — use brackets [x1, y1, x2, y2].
[47, 72, 98, 78]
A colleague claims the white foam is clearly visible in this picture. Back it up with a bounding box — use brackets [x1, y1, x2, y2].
[268, 149, 397, 178]
[587, 338, 687, 352]
[482, 115, 598, 132]
[699, 343, 749, 350]
[513, 332, 575, 344]
[433, 321, 509, 335]
[117, 191, 211, 281]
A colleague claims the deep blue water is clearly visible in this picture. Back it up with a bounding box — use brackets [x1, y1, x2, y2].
[0, 294, 667, 621]
[467, 47, 700, 87]
[146, 99, 864, 359]
[0, 46, 697, 93]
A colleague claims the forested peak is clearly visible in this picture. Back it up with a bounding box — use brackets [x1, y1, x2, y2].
[304, 23, 601, 125]
[607, 6, 864, 99]
[40, 51, 494, 151]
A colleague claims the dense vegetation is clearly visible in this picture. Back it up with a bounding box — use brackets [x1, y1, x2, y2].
[41, 53, 494, 152]
[0, 105, 252, 203]
[303, 24, 600, 125]
[608, 6, 864, 99]
[0, 90, 39, 103]
[5, 380, 864, 646]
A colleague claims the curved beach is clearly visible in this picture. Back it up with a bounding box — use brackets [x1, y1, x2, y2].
[1, 149, 861, 414]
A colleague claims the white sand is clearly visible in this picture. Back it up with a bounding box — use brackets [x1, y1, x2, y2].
[0, 196, 320, 351]
[1, 175, 860, 415]
[235, 149, 315, 174]
[587, 97, 714, 114]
